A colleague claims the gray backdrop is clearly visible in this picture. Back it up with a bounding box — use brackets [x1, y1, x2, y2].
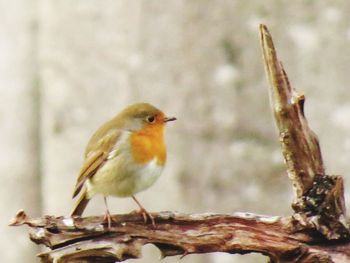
[2, 1, 350, 262]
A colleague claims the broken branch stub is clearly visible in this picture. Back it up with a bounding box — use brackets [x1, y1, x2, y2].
[260, 24, 349, 239]
[260, 24, 324, 198]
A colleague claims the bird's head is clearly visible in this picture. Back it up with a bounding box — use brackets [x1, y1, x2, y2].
[118, 103, 176, 133]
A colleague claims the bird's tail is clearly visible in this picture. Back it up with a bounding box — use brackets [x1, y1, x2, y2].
[71, 192, 90, 216]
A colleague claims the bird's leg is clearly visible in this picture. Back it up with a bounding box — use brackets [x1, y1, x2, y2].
[132, 195, 155, 227]
[103, 196, 112, 228]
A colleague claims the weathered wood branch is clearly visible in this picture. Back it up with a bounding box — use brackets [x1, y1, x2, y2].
[10, 210, 350, 263]
[260, 24, 349, 240]
[260, 24, 325, 193]
[9, 25, 350, 262]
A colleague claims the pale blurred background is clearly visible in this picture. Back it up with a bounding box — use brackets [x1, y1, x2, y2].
[2, 1, 350, 262]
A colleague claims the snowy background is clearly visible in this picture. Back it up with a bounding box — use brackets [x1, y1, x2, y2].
[2, 1, 350, 262]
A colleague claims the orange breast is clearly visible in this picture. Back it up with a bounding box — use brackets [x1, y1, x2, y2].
[130, 124, 166, 166]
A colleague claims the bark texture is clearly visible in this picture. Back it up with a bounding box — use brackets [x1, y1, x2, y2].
[260, 24, 349, 241]
[9, 210, 350, 263]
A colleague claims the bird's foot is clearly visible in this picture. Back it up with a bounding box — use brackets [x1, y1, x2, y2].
[131, 195, 155, 227]
[132, 208, 155, 227]
[102, 209, 114, 229]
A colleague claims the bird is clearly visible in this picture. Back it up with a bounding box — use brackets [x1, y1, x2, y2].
[70, 102, 176, 227]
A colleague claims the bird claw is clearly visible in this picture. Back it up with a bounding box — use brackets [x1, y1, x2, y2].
[133, 208, 155, 227]
[103, 210, 114, 229]
[131, 195, 156, 227]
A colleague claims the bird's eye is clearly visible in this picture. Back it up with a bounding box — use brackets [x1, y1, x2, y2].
[146, 116, 156, 123]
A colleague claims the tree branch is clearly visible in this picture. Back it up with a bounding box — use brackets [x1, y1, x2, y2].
[260, 24, 325, 194]
[260, 24, 349, 240]
[9, 24, 350, 262]
[9, 210, 350, 263]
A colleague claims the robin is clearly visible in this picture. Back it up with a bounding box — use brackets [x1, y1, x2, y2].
[71, 102, 176, 227]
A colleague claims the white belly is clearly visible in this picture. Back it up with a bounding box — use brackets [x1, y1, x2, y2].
[86, 156, 163, 198]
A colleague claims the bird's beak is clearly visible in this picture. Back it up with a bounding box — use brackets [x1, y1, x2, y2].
[164, 116, 177, 123]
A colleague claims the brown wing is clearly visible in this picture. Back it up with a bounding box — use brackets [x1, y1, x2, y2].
[72, 151, 107, 198]
[72, 128, 122, 198]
